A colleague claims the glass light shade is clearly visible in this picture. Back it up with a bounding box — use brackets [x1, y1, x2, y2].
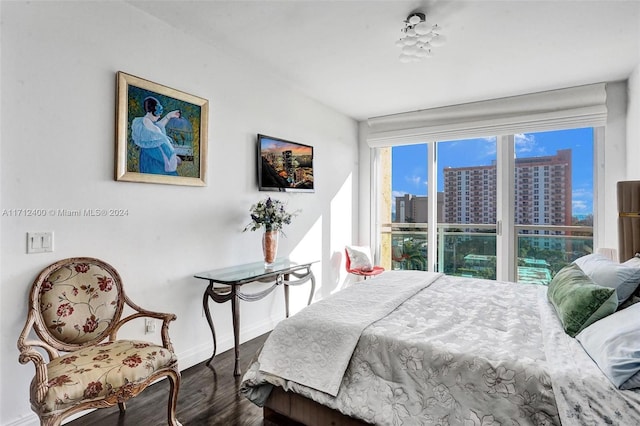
[403, 36, 417, 46]
[414, 22, 430, 35]
[430, 34, 446, 47]
[402, 45, 418, 56]
[408, 14, 422, 25]
[398, 13, 444, 62]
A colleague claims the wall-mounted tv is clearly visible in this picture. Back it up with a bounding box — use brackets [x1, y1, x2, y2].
[257, 134, 314, 193]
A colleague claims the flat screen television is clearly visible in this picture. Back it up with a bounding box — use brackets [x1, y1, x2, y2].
[257, 134, 314, 193]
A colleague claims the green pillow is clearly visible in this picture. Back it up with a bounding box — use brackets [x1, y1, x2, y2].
[548, 263, 618, 337]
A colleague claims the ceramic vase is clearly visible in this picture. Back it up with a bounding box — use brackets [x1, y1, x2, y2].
[262, 230, 278, 267]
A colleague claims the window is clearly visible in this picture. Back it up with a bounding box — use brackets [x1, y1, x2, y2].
[515, 129, 594, 282]
[388, 144, 428, 271]
[379, 128, 594, 285]
[438, 138, 497, 278]
[369, 84, 606, 283]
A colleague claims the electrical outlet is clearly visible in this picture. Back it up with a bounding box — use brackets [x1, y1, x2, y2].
[145, 318, 156, 334]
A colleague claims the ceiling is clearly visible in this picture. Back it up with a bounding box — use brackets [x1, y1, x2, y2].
[129, 0, 640, 121]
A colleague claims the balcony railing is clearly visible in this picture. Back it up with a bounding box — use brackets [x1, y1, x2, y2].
[381, 222, 593, 285]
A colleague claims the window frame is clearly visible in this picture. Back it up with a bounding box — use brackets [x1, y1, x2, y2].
[373, 127, 602, 282]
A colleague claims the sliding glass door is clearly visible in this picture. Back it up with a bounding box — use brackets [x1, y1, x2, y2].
[437, 137, 497, 279]
[387, 144, 429, 271]
[513, 128, 594, 284]
[379, 127, 594, 284]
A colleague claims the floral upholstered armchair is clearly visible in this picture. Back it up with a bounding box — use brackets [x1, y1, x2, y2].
[17, 257, 181, 426]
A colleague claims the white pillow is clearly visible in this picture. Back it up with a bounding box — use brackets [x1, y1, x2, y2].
[345, 245, 373, 271]
[574, 253, 640, 306]
[577, 302, 640, 389]
[623, 255, 640, 268]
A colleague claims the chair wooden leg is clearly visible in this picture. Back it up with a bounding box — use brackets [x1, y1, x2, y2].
[167, 370, 182, 426]
[118, 402, 126, 413]
[41, 414, 63, 426]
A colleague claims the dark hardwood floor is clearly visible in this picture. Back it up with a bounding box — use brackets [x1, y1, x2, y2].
[67, 333, 270, 426]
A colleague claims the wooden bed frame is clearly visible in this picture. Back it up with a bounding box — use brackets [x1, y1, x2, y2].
[264, 386, 370, 426]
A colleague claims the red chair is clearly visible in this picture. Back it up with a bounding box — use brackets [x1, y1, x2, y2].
[345, 246, 385, 279]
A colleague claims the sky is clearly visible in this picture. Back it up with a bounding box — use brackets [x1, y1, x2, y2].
[391, 127, 594, 216]
[260, 135, 312, 156]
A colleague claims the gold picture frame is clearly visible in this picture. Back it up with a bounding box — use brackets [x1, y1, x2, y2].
[115, 71, 208, 186]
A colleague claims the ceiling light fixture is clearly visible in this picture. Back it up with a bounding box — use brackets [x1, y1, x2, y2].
[396, 12, 446, 63]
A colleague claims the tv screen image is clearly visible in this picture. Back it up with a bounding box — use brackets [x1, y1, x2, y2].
[258, 134, 314, 193]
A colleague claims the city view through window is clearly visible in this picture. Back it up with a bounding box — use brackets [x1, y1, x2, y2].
[384, 128, 594, 285]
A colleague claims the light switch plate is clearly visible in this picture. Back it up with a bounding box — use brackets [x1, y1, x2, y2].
[27, 232, 54, 254]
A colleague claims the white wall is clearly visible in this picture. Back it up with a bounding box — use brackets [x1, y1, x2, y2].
[596, 81, 629, 251]
[0, 2, 358, 425]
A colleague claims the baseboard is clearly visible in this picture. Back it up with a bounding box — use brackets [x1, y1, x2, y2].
[176, 316, 276, 370]
[5, 410, 90, 426]
[4, 413, 38, 426]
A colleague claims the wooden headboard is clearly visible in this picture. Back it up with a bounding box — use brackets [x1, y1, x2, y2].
[617, 181, 640, 262]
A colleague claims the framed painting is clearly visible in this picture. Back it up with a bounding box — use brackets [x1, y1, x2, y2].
[115, 71, 209, 186]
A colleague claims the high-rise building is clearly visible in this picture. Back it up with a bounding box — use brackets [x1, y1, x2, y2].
[395, 193, 444, 223]
[442, 149, 572, 228]
[443, 165, 497, 224]
[515, 149, 572, 227]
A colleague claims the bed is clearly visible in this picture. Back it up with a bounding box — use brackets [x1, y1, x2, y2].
[241, 265, 640, 425]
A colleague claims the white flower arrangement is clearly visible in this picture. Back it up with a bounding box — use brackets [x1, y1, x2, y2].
[243, 197, 299, 234]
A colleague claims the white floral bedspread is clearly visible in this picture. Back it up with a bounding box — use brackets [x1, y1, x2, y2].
[241, 273, 640, 425]
[258, 271, 442, 396]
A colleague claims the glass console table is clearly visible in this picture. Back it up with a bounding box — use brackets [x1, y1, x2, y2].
[194, 258, 317, 376]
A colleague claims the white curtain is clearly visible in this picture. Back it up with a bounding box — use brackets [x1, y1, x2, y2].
[366, 83, 607, 147]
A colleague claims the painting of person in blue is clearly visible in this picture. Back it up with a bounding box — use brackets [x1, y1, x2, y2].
[131, 96, 182, 175]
